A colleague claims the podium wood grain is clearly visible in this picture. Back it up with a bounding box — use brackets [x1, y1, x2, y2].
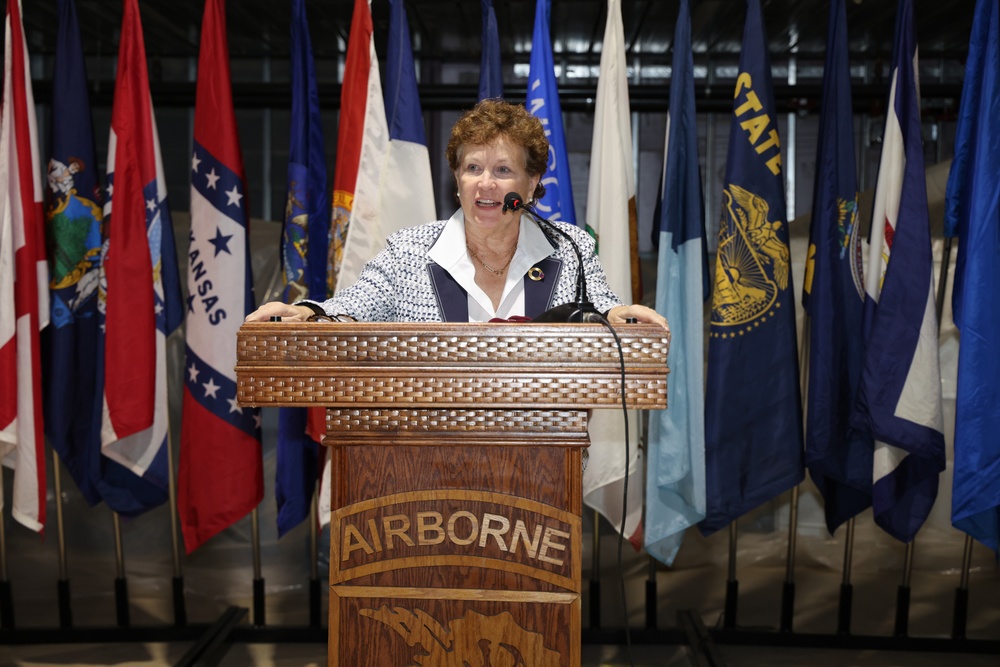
[236, 322, 669, 666]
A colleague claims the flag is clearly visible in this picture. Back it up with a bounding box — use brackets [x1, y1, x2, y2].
[0, 0, 48, 532]
[644, 0, 707, 565]
[318, 0, 436, 528]
[583, 0, 643, 542]
[945, 0, 1000, 552]
[335, 0, 436, 292]
[274, 0, 329, 538]
[526, 0, 576, 226]
[853, 0, 945, 544]
[700, 0, 804, 535]
[801, 0, 873, 534]
[97, 0, 183, 516]
[478, 0, 503, 101]
[177, 0, 263, 553]
[41, 0, 104, 507]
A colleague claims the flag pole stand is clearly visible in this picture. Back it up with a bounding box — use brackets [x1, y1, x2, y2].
[251, 508, 265, 627]
[951, 535, 974, 639]
[112, 512, 130, 627]
[165, 420, 186, 627]
[723, 521, 738, 629]
[309, 492, 321, 628]
[0, 512, 13, 629]
[52, 454, 72, 628]
[893, 541, 915, 637]
[837, 516, 857, 635]
[589, 509, 601, 629]
[780, 485, 800, 633]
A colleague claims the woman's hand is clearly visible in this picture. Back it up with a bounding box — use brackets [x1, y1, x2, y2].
[606, 304, 670, 334]
[244, 302, 316, 322]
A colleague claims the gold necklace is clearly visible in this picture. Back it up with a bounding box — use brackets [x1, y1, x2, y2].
[467, 242, 517, 276]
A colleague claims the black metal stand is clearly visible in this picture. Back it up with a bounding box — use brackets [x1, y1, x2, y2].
[172, 576, 187, 627]
[173, 606, 247, 667]
[837, 583, 853, 635]
[252, 577, 265, 627]
[57, 579, 72, 628]
[114, 577, 129, 627]
[779, 581, 795, 633]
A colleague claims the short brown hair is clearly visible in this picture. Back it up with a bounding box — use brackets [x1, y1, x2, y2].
[446, 99, 548, 200]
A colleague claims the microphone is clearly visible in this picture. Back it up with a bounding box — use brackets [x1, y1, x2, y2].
[504, 192, 603, 323]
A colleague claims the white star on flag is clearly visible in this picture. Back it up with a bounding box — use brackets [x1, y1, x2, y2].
[227, 396, 243, 414]
[146, 198, 157, 212]
[206, 168, 220, 189]
[192, 153, 202, 172]
[187, 363, 201, 382]
[202, 378, 221, 399]
[225, 185, 243, 207]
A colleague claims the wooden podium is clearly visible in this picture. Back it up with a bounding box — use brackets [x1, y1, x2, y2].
[235, 322, 669, 666]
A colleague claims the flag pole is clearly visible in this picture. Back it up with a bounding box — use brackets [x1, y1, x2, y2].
[837, 516, 856, 634]
[165, 419, 186, 626]
[112, 512, 130, 626]
[309, 491, 321, 627]
[52, 454, 72, 627]
[252, 507, 265, 626]
[724, 521, 738, 629]
[782, 316, 812, 633]
[0, 512, 13, 628]
[934, 233, 973, 640]
[894, 540, 914, 637]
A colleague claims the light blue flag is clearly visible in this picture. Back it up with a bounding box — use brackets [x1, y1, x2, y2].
[526, 0, 576, 226]
[479, 0, 503, 100]
[946, 0, 1000, 553]
[645, 0, 707, 564]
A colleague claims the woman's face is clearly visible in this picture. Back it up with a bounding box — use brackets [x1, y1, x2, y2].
[454, 136, 540, 234]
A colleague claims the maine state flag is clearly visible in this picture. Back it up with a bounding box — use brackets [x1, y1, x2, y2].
[275, 0, 329, 539]
[645, 0, 707, 565]
[526, 0, 575, 226]
[701, 0, 804, 535]
[178, 0, 263, 553]
[478, 0, 503, 100]
[42, 0, 104, 507]
[945, 0, 1000, 553]
[854, 0, 944, 544]
[802, 0, 873, 534]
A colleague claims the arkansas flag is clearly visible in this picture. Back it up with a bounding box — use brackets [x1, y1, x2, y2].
[99, 0, 183, 515]
[0, 0, 49, 532]
[178, 0, 263, 553]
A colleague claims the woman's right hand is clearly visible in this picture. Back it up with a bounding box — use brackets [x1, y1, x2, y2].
[244, 302, 317, 322]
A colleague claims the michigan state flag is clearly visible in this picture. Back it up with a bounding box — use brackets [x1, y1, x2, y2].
[701, 0, 804, 534]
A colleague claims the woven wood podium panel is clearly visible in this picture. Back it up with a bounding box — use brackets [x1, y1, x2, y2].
[236, 322, 670, 666]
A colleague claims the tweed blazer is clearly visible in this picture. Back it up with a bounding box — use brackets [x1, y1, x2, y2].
[314, 218, 623, 322]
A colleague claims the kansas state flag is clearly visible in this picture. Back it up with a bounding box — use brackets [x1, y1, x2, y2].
[275, 0, 328, 538]
[945, 0, 1000, 553]
[479, 0, 503, 100]
[854, 0, 944, 544]
[801, 0, 873, 534]
[178, 0, 263, 553]
[98, 0, 183, 516]
[701, 0, 804, 535]
[42, 0, 104, 506]
[645, 0, 707, 565]
[526, 0, 576, 226]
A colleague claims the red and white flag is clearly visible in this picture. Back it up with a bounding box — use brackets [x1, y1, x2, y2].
[99, 0, 183, 513]
[0, 0, 49, 532]
[178, 0, 263, 553]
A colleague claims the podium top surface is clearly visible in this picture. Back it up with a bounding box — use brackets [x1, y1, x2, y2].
[236, 321, 669, 410]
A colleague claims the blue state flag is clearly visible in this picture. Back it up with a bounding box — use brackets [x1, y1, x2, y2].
[275, 0, 329, 537]
[854, 0, 944, 544]
[526, 0, 576, 226]
[42, 0, 104, 506]
[644, 0, 707, 565]
[701, 0, 804, 535]
[801, 0, 873, 534]
[479, 0, 503, 100]
[945, 0, 1000, 553]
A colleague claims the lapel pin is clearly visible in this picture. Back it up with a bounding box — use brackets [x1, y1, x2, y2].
[528, 266, 544, 281]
